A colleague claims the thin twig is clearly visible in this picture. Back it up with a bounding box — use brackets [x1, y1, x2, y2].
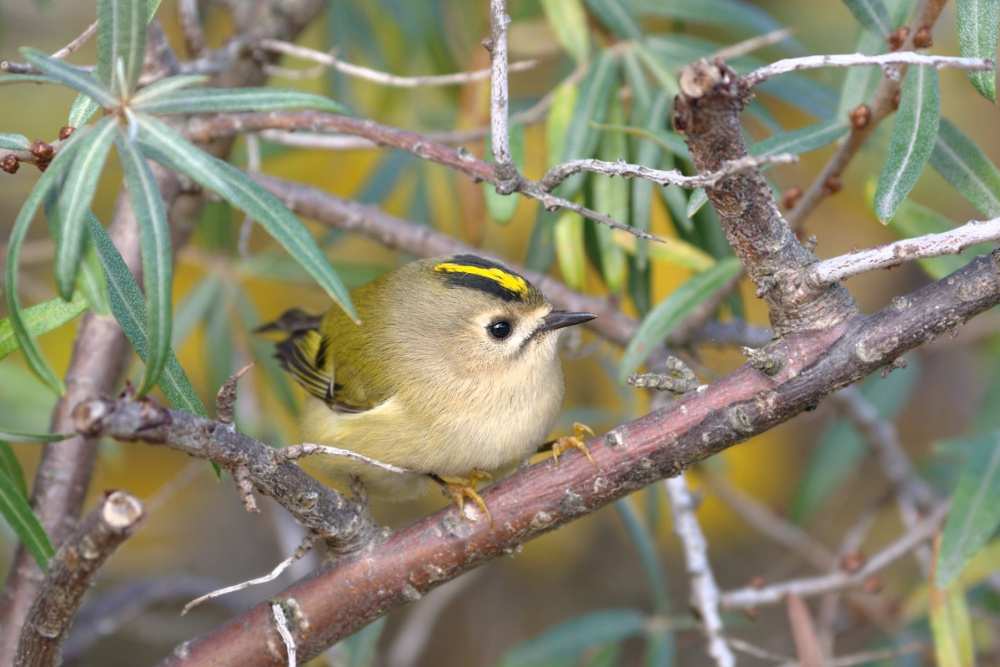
[540, 153, 797, 192]
[278, 443, 414, 475]
[721, 502, 950, 610]
[15, 492, 145, 665]
[486, 0, 519, 193]
[665, 475, 736, 667]
[256, 38, 536, 87]
[178, 0, 208, 58]
[0, 21, 98, 74]
[743, 52, 993, 88]
[272, 603, 297, 667]
[807, 217, 1000, 287]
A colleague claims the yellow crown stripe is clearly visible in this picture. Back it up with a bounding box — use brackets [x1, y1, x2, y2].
[434, 262, 529, 296]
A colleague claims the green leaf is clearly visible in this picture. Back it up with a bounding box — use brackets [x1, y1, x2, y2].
[790, 362, 919, 523]
[0, 133, 31, 150]
[630, 91, 672, 269]
[957, 0, 999, 102]
[547, 81, 579, 167]
[841, 0, 894, 37]
[5, 130, 90, 395]
[19, 48, 116, 109]
[0, 442, 28, 499]
[128, 74, 210, 106]
[584, 0, 642, 40]
[0, 465, 55, 571]
[88, 216, 207, 416]
[499, 609, 647, 667]
[0, 430, 72, 443]
[133, 87, 348, 115]
[749, 119, 850, 157]
[615, 499, 670, 613]
[116, 130, 173, 397]
[619, 257, 742, 381]
[97, 0, 148, 95]
[936, 432, 1000, 586]
[54, 116, 118, 300]
[0, 292, 88, 361]
[540, 0, 590, 63]
[629, 0, 789, 40]
[930, 578, 974, 667]
[686, 189, 708, 219]
[135, 114, 357, 322]
[483, 123, 524, 224]
[340, 616, 387, 667]
[874, 65, 940, 222]
[930, 117, 1000, 217]
[594, 96, 628, 293]
[554, 211, 587, 291]
[78, 240, 111, 316]
[558, 51, 620, 199]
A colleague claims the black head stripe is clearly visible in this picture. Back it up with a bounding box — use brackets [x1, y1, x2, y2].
[433, 256, 532, 302]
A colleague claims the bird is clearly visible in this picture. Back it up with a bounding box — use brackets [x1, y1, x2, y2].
[259, 253, 596, 522]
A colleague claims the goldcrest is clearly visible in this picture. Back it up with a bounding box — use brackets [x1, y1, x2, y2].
[260, 254, 595, 514]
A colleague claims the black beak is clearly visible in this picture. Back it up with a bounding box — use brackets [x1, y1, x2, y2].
[538, 310, 597, 334]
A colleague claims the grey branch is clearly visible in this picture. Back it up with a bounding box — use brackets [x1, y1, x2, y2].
[807, 216, 1000, 287]
[541, 154, 798, 192]
[15, 491, 145, 667]
[743, 52, 994, 88]
[665, 475, 736, 667]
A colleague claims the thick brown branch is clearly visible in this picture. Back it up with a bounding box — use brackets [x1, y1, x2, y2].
[15, 491, 145, 667]
[673, 59, 856, 336]
[71, 393, 374, 554]
[154, 251, 1000, 666]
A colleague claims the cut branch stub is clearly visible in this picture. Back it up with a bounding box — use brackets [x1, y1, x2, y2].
[672, 58, 857, 337]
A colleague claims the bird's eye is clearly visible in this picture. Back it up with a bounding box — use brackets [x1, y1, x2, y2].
[488, 320, 512, 340]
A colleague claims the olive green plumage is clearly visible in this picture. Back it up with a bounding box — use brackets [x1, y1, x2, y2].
[262, 254, 595, 500]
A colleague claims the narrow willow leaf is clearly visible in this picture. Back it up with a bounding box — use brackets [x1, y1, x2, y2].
[128, 74, 210, 106]
[0, 133, 31, 150]
[585, 0, 642, 40]
[619, 258, 741, 381]
[0, 466, 55, 571]
[0, 292, 88, 361]
[340, 616, 388, 667]
[133, 88, 348, 115]
[558, 51, 620, 199]
[937, 432, 1000, 586]
[79, 241, 111, 316]
[790, 363, 919, 523]
[594, 97, 628, 293]
[483, 123, 523, 224]
[930, 117, 1000, 217]
[20, 48, 116, 109]
[613, 231, 715, 272]
[629, 91, 672, 270]
[88, 216, 207, 416]
[554, 212, 587, 291]
[0, 430, 73, 443]
[957, 0, 999, 102]
[874, 65, 940, 222]
[749, 120, 850, 157]
[686, 189, 708, 218]
[4, 131, 90, 395]
[930, 575, 975, 667]
[630, 0, 790, 42]
[0, 442, 27, 499]
[547, 81, 579, 167]
[842, 0, 893, 37]
[54, 116, 118, 300]
[97, 0, 148, 95]
[499, 609, 647, 667]
[615, 499, 670, 613]
[136, 114, 357, 322]
[540, 0, 590, 62]
[116, 131, 173, 397]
